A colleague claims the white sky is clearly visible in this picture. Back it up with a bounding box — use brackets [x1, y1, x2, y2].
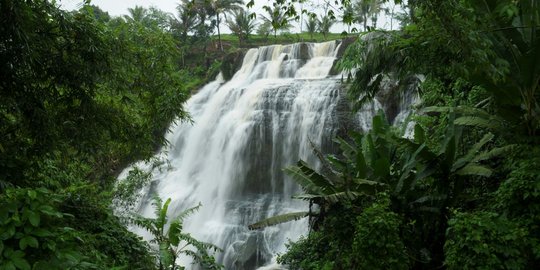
[57, 0, 397, 33]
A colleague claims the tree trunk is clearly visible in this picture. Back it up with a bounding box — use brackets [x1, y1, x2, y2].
[216, 12, 223, 51]
[363, 15, 367, 31]
[390, 6, 395, 30]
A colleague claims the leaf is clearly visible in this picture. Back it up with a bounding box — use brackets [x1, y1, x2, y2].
[456, 164, 492, 177]
[27, 211, 40, 227]
[168, 220, 181, 246]
[373, 157, 390, 179]
[174, 203, 201, 224]
[2, 261, 16, 270]
[19, 236, 38, 250]
[452, 133, 494, 171]
[411, 195, 447, 205]
[294, 191, 364, 204]
[159, 242, 173, 267]
[248, 212, 309, 230]
[454, 116, 502, 130]
[284, 161, 334, 194]
[472, 145, 516, 162]
[441, 134, 456, 174]
[11, 257, 30, 270]
[27, 190, 37, 200]
[414, 124, 425, 144]
[423, 106, 492, 118]
[157, 197, 171, 229]
[38, 205, 60, 217]
[32, 228, 52, 237]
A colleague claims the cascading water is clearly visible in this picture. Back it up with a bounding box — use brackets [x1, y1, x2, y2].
[118, 40, 412, 269]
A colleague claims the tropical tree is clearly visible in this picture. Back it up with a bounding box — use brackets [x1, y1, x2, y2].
[145, 7, 173, 30]
[465, 0, 540, 136]
[352, 0, 385, 31]
[172, 0, 199, 41]
[226, 9, 257, 46]
[260, 4, 292, 38]
[125, 5, 148, 24]
[131, 196, 223, 270]
[368, 0, 384, 28]
[304, 15, 317, 39]
[341, 3, 355, 33]
[317, 14, 335, 40]
[257, 21, 272, 43]
[210, 0, 244, 51]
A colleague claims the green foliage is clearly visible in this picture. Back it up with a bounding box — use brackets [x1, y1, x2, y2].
[278, 233, 335, 270]
[259, 0, 540, 269]
[260, 4, 292, 38]
[0, 1, 213, 269]
[341, 0, 540, 136]
[317, 15, 335, 40]
[350, 194, 409, 270]
[275, 110, 511, 268]
[226, 9, 257, 45]
[113, 166, 152, 213]
[0, 188, 91, 270]
[131, 197, 223, 270]
[277, 203, 361, 269]
[304, 16, 317, 39]
[445, 211, 529, 270]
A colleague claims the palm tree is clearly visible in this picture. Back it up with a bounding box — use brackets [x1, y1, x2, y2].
[210, 0, 244, 51]
[260, 5, 292, 38]
[125, 5, 149, 24]
[257, 21, 272, 43]
[353, 0, 385, 31]
[318, 14, 335, 40]
[226, 9, 257, 46]
[368, 0, 384, 29]
[305, 16, 317, 40]
[341, 3, 355, 33]
[173, 0, 199, 40]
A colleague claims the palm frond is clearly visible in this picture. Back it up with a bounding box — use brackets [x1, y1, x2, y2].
[284, 160, 335, 194]
[294, 191, 364, 204]
[452, 133, 494, 171]
[248, 212, 309, 230]
[423, 106, 492, 118]
[175, 202, 202, 223]
[455, 164, 492, 177]
[454, 116, 502, 130]
[472, 144, 516, 162]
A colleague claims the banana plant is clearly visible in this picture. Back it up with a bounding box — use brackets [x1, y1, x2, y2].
[131, 196, 223, 270]
[249, 110, 513, 231]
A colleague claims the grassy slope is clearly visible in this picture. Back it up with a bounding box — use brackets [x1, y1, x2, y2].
[215, 32, 351, 49]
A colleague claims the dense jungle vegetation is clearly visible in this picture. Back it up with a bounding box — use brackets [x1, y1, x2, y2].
[258, 0, 540, 269]
[1, 0, 539, 269]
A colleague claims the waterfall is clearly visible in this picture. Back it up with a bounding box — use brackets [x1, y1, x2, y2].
[118, 40, 411, 269]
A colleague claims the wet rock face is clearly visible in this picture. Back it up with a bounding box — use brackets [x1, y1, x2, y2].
[221, 49, 248, 80]
[335, 37, 357, 59]
[376, 79, 401, 123]
[329, 37, 357, 76]
[298, 42, 311, 60]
